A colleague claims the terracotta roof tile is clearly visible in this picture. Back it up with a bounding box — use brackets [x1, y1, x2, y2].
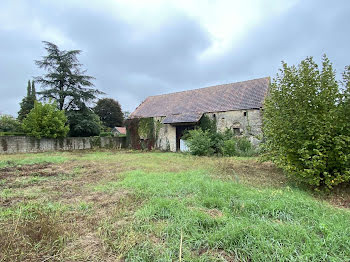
[130, 77, 270, 121]
[115, 127, 126, 135]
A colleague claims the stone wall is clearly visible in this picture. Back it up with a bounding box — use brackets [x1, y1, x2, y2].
[154, 116, 176, 152]
[205, 109, 263, 136]
[0, 136, 126, 154]
[153, 109, 263, 152]
[206, 109, 263, 146]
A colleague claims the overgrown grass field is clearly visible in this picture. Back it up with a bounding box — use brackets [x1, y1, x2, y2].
[0, 150, 349, 261]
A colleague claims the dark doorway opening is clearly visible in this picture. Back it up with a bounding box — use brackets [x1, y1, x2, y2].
[175, 124, 196, 152]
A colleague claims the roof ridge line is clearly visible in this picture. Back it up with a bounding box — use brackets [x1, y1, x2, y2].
[147, 76, 270, 98]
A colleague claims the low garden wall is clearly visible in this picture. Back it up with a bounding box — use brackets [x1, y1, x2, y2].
[0, 136, 126, 154]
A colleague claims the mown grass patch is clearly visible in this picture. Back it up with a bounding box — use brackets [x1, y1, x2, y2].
[0, 152, 70, 168]
[109, 170, 350, 261]
[0, 150, 349, 261]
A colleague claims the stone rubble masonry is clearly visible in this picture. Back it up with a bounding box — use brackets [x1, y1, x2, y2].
[154, 109, 263, 152]
[0, 136, 126, 154]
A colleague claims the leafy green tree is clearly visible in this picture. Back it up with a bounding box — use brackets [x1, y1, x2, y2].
[263, 55, 350, 188]
[18, 80, 36, 121]
[22, 101, 69, 139]
[94, 98, 124, 128]
[35, 41, 102, 111]
[0, 115, 22, 132]
[66, 107, 101, 137]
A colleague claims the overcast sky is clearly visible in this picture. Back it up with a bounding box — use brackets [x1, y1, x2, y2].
[1, 0, 349, 116]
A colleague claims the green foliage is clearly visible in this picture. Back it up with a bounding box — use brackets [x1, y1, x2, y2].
[66, 107, 101, 137]
[185, 129, 214, 156]
[222, 139, 236, 156]
[138, 118, 154, 139]
[199, 115, 216, 133]
[0, 115, 22, 133]
[185, 125, 255, 157]
[94, 98, 124, 128]
[236, 137, 252, 152]
[35, 41, 103, 111]
[263, 55, 350, 188]
[0, 132, 26, 136]
[22, 101, 69, 139]
[99, 132, 113, 137]
[18, 80, 36, 121]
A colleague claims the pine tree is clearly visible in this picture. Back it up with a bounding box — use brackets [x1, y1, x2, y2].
[35, 41, 102, 111]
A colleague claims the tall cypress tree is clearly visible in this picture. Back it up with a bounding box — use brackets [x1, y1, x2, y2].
[27, 80, 31, 96]
[31, 81, 36, 100]
[18, 80, 37, 121]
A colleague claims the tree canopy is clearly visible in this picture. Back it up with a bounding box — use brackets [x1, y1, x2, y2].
[35, 41, 102, 111]
[18, 80, 36, 121]
[22, 101, 69, 139]
[94, 98, 124, 128]
[66, 107, 101, 137]
[0, 115, 22, 133]
[263, 55, 350, 188]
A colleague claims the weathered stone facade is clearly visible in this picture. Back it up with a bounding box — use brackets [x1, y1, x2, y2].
[154, 116, 176, 152]
[0, 136, 126, 154]
[129, 77, 269, 152]
[154, 109, 263, 152]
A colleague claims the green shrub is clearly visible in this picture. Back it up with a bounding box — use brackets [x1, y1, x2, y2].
[263, 56, 350, 188]
[0, 115, 22, 133]
[22, 101, 69, 139]
[236, 137, 252, 152]
[222, 139, 236, 156]
[99, 132, 112, 137]
[185, 129, 214, 156]
[209, 131, 225, 155]
[0, 132, 27, 136]
[185, 128, 255, 157]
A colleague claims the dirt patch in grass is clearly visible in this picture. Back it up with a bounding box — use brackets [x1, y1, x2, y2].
[213, 158, 287, 188]
[0, 163, 71, 180]
[205, 208, 223, 218]
[314, 184, 350, 209]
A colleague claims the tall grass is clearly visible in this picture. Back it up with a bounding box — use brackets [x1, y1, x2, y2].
[110, 170, 350, 261]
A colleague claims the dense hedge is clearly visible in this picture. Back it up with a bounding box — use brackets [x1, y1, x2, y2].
[263, 56, 350, 189]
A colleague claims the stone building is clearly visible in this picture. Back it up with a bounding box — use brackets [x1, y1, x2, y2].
[129, 77, 270, 152]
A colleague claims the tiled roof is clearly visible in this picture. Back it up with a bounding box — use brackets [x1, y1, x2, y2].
[130, 77, 269, 123]
[114, 127, 126, 135]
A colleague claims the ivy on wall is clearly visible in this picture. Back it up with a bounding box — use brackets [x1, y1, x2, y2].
[126, 117, 164, 150]
[199, 115, 217, 133]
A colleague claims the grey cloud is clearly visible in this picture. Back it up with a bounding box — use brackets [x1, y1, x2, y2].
[204, 0, 350, 82]
[0, 0, 349, 116]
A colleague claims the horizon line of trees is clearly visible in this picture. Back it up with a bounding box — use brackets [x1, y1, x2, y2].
[0, 41, 126, 138]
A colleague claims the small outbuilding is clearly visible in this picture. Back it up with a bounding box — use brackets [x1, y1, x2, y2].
[112, 127, 126, 136]
[128, 77, 270, 152]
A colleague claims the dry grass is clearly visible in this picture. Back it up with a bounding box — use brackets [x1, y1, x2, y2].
[212, 157, 287, 187]
[0, 207, 68, 262]
[0, 150, 349, 261]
